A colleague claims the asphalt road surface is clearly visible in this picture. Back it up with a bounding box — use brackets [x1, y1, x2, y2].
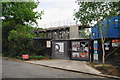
[2, 58, 115, 80]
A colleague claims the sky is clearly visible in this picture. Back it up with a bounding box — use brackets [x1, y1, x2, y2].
[34, 0, 79, 28]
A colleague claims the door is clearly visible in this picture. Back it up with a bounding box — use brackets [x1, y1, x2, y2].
[71, 41, 90, 60]
[52, 41, 69, 59]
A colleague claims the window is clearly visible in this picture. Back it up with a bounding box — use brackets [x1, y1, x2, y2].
[114, 19, 120, 28]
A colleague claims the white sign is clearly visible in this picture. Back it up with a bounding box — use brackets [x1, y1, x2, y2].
[46, 41, 51, 48]
[105, 47, 109, 50]
[112, 43, 120, 47]
[94, 51, 97, 54]
[94, 40, 97, 44]
[105, 43, 109, 50]
[55, 43, 64, 52]
[94, 54, 98, 60]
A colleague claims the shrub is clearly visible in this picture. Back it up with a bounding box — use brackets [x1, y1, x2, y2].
[29, 55, 45, 59]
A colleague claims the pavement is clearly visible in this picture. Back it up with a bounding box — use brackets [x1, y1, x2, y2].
[2, 57, 120, 79]
[26, 60, 101, 75]
[3, 58, 103, 78]
[26, 59, 120, 79]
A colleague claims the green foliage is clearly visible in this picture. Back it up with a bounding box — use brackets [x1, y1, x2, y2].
[74, 1, 120, 26]
[8, 25, 35, 40]
[74, 1, 120, 65]
[2, 2, 43, 25]
[2, 21, 16, 54]
[29, 55, 45, 59]
[16, 55, 45, 60]
[2, 1, 43, 57]
[79, 29, 90, 38]
[7, 25, 35, 57]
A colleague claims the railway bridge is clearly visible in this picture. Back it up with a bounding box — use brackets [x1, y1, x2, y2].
[33, 25, 90, 40]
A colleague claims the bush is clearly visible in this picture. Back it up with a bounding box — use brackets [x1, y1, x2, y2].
[6, 25, 36, 58]
[29, 55, 45, 59]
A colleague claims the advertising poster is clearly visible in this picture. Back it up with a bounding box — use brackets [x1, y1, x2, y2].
[55, 43, 64, 53]
[80, 42, 89, 58]
[72, 41, 89, 59]
[80, 42, 88, 51]
[72, 42, 80, 51]
[72, 52, 80, 57]
[80, 53, 86, 58]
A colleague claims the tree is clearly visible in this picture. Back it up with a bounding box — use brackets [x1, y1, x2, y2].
[8, 25, 36, 57]
[79, 29, 90, 39]
[2, 2, 43, 25]
[74, 1, 120, 64]
[74, 1, 120, 26]
[2, 1, 43, 55]
[7, 24, 45, 58]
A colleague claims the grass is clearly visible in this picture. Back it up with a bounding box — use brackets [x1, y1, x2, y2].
[102, 65, 115, 68]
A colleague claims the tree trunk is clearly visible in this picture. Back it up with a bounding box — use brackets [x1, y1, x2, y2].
[102, 40, 105, 65]
[100, 26, 106, 65]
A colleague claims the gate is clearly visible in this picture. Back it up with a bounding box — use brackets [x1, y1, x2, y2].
[71, 40, 90, 61]
[52, 40, 70, 59]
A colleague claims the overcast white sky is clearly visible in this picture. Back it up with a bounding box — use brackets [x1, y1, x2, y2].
[34, 0, 79, 28]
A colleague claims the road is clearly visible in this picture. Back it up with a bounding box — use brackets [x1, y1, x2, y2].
[2, 58, 114, 80]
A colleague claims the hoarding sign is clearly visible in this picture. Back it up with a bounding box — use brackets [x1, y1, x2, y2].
[46, 41, 51, 48]
[94, 54, 98, 60]
[80, 42, 89, 58]
[22, 55, 29, 59]
[55, 43, 64, 53]
[72, 41, 89, 59]
[93, 40, 98, 60]
[112, 39, 120, 47]
[52, 41, 68, 59]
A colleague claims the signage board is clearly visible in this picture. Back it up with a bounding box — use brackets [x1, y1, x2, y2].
[55, 43, 64, 53]
[22, 55, 29, 59]
[46, 41, 51, 48]
[104, 42, 110, 50]
[93, 40, 98, 60]
[112, 39, 120, 47]
[71, 41, 89, 59]
[94, 54, 98, 60]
